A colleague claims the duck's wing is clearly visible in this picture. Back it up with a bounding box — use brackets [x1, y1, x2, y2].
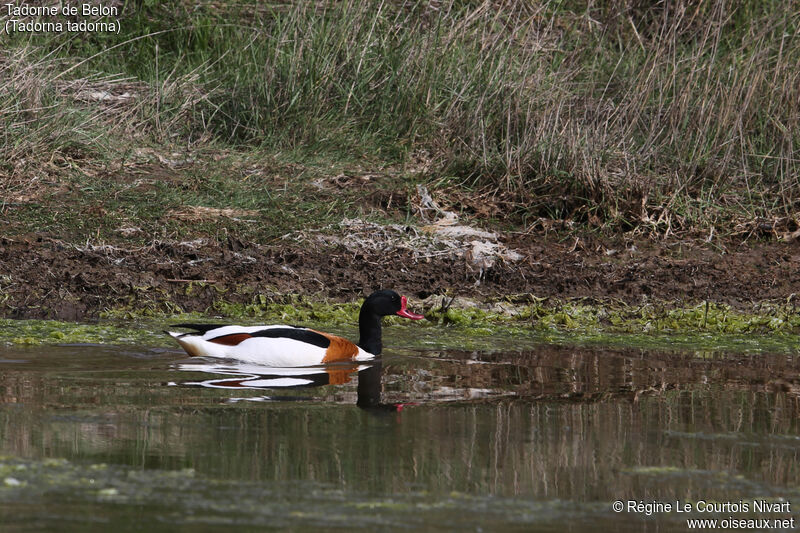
[215, 327, 330, 348]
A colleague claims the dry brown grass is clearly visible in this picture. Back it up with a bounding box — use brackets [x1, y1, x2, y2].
[432, 2, 800, 234]
[2, 1, 797, 238]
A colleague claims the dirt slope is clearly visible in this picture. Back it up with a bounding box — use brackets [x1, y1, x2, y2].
[1, 232, 798, 320]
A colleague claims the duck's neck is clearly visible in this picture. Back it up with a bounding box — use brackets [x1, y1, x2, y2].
[358, 306, 383, 356]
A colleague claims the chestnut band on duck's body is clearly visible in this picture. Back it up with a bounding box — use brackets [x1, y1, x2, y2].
[167, 290, 424, 367]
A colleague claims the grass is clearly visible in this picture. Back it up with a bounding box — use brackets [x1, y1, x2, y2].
[1, 0, 798, 239]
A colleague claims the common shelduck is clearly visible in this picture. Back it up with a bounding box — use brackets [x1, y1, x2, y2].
[167, 290, 424, 366]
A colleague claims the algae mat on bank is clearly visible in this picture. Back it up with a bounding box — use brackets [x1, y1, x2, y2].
[2, 297, 800, 355]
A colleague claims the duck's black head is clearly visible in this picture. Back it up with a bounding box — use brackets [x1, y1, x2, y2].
[362, 290, 425, 319]
[358, 290, 424, 355]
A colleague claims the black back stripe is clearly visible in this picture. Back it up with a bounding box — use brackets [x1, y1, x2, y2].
[172, 323, 231, 334]
[250, 327, 330, 349]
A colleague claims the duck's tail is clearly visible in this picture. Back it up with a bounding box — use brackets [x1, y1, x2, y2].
[166, 330, 206, 357]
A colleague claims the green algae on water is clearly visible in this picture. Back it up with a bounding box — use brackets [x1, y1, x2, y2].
[0, 319, 167, 346]
[2, 296, 800, 355]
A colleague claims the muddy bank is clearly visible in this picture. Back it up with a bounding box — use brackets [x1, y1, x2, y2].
[1, 233, 798, 321]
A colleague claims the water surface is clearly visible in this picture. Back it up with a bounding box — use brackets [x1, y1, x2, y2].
[1, 341, 799, 531]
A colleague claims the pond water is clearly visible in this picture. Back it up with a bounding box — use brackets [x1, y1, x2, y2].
[1, 337, 800, 532]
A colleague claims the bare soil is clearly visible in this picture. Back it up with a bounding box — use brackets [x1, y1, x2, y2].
[1, 231, 798, 320]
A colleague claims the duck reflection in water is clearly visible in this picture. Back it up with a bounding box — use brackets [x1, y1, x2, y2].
[175, 359, 407, 413]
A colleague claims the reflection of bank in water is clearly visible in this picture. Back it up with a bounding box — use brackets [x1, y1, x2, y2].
[175, 359, 406, 413]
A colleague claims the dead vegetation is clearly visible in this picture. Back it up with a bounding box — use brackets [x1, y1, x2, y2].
[285, 185, 523, 284]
